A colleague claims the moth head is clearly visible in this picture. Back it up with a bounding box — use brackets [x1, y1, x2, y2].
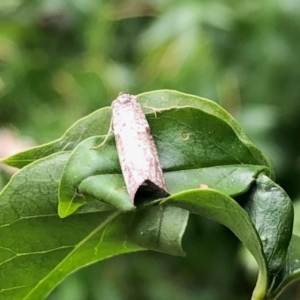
[116, 92, 134, 104]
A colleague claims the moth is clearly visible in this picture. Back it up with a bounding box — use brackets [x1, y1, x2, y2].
[93, 92, 169, 203]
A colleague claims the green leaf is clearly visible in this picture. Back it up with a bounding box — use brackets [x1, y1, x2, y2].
[1, 90, 271, 172]
[161, 189, 269, 298]
[240, 175, 294, 291]
[68, 162, 267, 215]
[0, 90, 277, 299]
[0, 107, 112, 169]
[0, 152, 189, 300]
[58, 135, 131, 217]
[160, 175, 294, 300]
[149, 106, 268, 168]
[231, 175, 294, 299]
[139, 90, 272, 171]
[165, 164, 267, 196]
[266, 235, 300, 300]
[58, 105, 270, 217]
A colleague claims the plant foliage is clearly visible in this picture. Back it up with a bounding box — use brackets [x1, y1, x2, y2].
[0, 90, 298, 300]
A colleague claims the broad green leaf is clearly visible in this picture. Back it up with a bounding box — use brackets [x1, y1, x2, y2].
[240, 175, 294, 293]
[0, 107, 111, 169]
[58, 135, 129, 217]
[265, 235, 300, 300]
[58, 105, 270, 217]
[0, 152, 189, 300]
[148, 106, 267, 168]
[1, 90, 271, 173]
[139, 90, 271, 171]
[0, 90, 277, 300]
[76, 162, 269, 213]
[252, 199, 300, 300]
[165, 164, 268, 196]
[161, 189, 268, 299]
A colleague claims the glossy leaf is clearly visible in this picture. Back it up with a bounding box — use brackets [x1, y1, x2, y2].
[73, 163, 267, 213]
[161, 189, 269, 298]
[240, 175, 294, 294]
[58, 104, 271, 217]
[1, 90, 285, 300]
[0, 152, 189, 300]
[160, 174, 294, 300]
[266, 235, 300, 300]
[139, 90, 271, 171]
[1, 90, 271, 172]
[0, 107, 112, 169]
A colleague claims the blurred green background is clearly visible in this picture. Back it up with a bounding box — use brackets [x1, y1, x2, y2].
[1, 0, 300, 299]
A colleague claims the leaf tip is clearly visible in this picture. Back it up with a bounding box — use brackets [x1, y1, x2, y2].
[58, 200, 84, 218]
